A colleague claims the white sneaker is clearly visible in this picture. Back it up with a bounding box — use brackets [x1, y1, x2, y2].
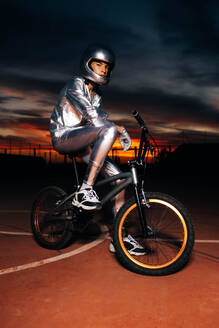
[109, 241, 116, 253]
[72, 187, 101, 210]
[109, 235, 146, 255]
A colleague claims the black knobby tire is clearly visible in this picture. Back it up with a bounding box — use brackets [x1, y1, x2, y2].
[31, 186, 74, 250]
[113, 192, 194, 276]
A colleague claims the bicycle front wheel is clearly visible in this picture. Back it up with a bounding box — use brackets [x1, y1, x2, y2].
[31, 186, 73, 250]
[113, 192, 194, 276]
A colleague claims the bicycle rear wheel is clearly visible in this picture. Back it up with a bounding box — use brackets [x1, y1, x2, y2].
[31, 186, 73, 250]
[113, 192, 194, 276]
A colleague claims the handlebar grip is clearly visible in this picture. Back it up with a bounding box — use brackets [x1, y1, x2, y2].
[132, 110, 147, 130]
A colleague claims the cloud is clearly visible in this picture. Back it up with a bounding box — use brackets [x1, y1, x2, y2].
[157, 0, 219, 87]
[0, 95, 23, 104]
[104, 84, 219, 132]
[158, 0, 219, 51]
[1, 0, 219, 146]
[0, 116, 49, 131]
[0, 71, 62, 96]
[1, 1, 141, 75]
[0, 115, 51, 145]
[0, 108, 42, 118]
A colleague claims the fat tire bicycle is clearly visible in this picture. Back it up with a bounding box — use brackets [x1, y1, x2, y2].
[31, 111, 194, 276]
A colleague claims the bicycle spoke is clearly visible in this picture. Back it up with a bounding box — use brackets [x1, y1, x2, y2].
[114, 193, 194, 274]
[31, 187, 73, 249]
[156, 208, 169, 230]
[156, 217, 181, 233]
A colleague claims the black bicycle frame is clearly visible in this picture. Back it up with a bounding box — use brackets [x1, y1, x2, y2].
[44, 173, 132, 223]
[46, 111, 150, 238]
[96, 172, 132, 205]
[46, 170, 148, 237]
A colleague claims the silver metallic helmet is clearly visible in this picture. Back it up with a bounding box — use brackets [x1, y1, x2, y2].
[80, 44, 115, 85]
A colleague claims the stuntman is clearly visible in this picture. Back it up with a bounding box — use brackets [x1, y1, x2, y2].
[50, 45, 145, 255]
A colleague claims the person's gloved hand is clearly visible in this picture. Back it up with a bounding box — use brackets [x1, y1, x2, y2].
[119, 128, 131, 152]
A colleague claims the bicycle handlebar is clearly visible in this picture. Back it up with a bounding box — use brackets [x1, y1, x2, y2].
[131, 110, 153, 164]
[132, 110, 148, 132]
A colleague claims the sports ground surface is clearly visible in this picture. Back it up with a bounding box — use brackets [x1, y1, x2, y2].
[0, 172, 218, 327]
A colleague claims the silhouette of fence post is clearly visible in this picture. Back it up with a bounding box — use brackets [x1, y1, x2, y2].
[49, 150, 52, 163]
[134, 146, 137, 159]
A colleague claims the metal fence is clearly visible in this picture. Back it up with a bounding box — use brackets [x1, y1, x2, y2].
[0, 144, 174, 164]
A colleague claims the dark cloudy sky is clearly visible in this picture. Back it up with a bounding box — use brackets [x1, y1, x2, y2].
[1, 0, 219, 145]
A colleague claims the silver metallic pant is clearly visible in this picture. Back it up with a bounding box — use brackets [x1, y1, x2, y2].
[52, 119, 125, 214]
[53, 120, 118, 184]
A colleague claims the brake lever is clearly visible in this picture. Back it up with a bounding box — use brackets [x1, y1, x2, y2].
[141, 181, 150, 208]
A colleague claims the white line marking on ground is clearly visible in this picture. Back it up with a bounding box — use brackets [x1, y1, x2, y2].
[0, 231, 32, 236]
[1, 208, 219, 275]
[0, 238, 105, 276]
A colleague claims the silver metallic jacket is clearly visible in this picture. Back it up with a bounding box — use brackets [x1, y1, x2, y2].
[50, 76, 108, 140]
[50, 76, 123, 208]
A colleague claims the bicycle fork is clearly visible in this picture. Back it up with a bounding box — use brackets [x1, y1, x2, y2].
[130, 163, 148, 238]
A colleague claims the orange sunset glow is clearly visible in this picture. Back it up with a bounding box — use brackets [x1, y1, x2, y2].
[0, 129, 173, 165]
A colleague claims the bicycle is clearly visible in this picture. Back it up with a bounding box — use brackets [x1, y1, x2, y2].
[31, 111, 194, 276]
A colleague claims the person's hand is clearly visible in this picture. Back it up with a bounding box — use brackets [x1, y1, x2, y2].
[87, 108, 98, 119]
[84, 108, 98, 125]
[119, 128, 131, 152]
